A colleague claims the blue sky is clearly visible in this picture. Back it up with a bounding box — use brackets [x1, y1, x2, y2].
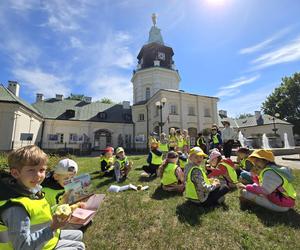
[0, 0, 300, 117]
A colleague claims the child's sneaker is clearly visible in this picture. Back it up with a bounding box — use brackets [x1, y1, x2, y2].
[140, 172, 149, 177]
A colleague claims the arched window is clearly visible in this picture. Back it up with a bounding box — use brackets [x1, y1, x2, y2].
[145, 87, 150, 100]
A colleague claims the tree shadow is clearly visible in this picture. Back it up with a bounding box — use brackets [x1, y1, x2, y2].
[176, 201, 228, 226]
[240, 201, 300, 229]
[138, 175, 157, 182]
[134, 167, 144, 171]
[95, 178, 115, 189]
[151, 186, 183, 200]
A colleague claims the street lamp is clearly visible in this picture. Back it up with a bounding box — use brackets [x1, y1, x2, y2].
[272, 113, 280, 136]
[155, 97, 167, 136]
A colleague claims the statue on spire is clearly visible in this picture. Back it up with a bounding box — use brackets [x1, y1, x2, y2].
[152, 13, 157, 26]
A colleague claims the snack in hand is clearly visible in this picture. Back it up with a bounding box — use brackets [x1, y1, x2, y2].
[55, 204, 72, 221]
[70, 203, 80, 211]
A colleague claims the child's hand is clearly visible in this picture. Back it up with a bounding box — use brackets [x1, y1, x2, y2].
[60, 191, 71, 204]
[237, 183, 246, 189]
[50, 214, 70, 231]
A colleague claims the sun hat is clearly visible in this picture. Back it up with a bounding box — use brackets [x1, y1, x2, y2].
[189, 147, 208, 158]
[54, 158, 78, 174]
[208, 149, 222, 162]
[116, 147, 125, 154]
[248, 149, 275, 163]
[222, 120, 230, 126]
[103, 147, 114, 153]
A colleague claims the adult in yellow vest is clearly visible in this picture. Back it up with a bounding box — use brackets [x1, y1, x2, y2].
[238, 149, 297, 212]
[142, 141, 163, 177]
[175, 129, 184, 151]
[184, 147, 230, 206]
[209, 127, 222, 151]
[206, 149, 238, 190]
[0, 145, 85, 250]
[158, 151, 184, 192]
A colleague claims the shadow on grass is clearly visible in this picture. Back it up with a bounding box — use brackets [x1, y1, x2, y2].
[138, 175, 157, 182]
[176, 201, 228, 226]
[134, 167, 144, 171]
[240, 202, 300, 229]
[95, 178, 115, 189]
[151, 186, 182, 200]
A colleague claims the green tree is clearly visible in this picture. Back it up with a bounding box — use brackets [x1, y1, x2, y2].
[236, 113, 253, 119]
[100, 98, 114, 104]
[262, 72, 300, 134]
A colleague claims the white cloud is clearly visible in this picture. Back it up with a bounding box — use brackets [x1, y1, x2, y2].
[70, 36, 83, 48]
[12, 68, 71, 98]
[216, 74, 260, 97]
[251, 36, 300, 70]
[239, 27, 292, 54]
[219, 83, 278, 117]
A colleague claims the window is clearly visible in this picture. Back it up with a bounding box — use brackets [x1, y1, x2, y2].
[57, 133, 64, 143]
[138, 113, 145, 121]
[170, 104, 177, 115]
[145, 87, 150, 100]
[204, 108, 211, 117]
[97, 112, 107, 119]
[69, 133, 78, 143]
[188, 106, 195, 116]
[48, 134, 58, 141]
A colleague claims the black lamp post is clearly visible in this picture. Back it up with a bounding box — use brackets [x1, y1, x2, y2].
[272, 113, 280, 136]
[155, 97, 167, 136]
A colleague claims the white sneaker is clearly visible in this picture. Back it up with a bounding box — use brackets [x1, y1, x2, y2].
[140, 172, 150, 177]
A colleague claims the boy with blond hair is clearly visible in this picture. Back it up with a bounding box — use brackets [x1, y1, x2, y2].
[0, 145, 85, 250]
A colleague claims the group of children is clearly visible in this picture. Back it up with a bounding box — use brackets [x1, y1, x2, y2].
[0, 145, 85, 249]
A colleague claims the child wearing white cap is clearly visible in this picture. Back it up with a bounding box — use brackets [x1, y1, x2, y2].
[42, 158, 83, 211]
[114, 147, 132, 182]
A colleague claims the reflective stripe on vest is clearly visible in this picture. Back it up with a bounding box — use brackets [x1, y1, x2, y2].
[183, 138, 190, 146]
[42, 187, 65, 210]
[100, 156, 114, 170]
[239, 158, 247, 169]
[219, 161, 238, 184]
[212, 135, 219, 144]
[116, 156, 128, 171]
[151, 152, 163, 165]
[259, 167, 297, 199]
[197, 138, 205, 146]
[159, 143, 169, 152]
[0, 197, 60, 250]
[161, 163, 178, 186]
[179, 159, 187, 169]
[185, 165, 210, 200]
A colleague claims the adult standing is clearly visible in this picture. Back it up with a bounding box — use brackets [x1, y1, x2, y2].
[222, 121, 236, 158]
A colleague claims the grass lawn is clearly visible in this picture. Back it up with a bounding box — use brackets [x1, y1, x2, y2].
[73, 155, 300, 250]
[1, 153, 299, 249]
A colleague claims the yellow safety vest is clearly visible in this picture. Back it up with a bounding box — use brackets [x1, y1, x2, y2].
[259, 167, 296, 199]
[212, 134, 219, 144]
[185, 165, 210, 200]
[116, 156, 128, 171]
[159, 143, 169, 152]
[197, 137, 205, 146]
[219, 161, 238, 184]
[176, 136, 184, 148]
[0, 196, 60, 250]
[151, 152, 163, 165]
[42, 186, 65, 212]
[179, 158, 188, 169]
[100, 156, 114, 171]
[161, 163, 178, 186]
[168, 135, 177, 147]
[239, 158, 247, 170]
[183, 137, 190, 146]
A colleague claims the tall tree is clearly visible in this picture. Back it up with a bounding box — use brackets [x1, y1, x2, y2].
[236, 113, 253, 119]
[262, 72, 300, 134]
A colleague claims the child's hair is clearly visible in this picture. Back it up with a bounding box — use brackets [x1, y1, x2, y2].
[176, 129, 181, 135]
[8, 145, 48, 170]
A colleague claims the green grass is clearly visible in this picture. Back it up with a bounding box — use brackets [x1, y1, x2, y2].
[1, 154, 300, 249]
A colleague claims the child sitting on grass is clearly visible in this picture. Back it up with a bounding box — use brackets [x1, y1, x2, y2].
[177, 151, 188, 170]
[42, 158, 85, 212]
[141, 141, 163, 177]
[99, 147, 115, 176]
[184, 147, 230, 206]
[235, 147, 254, 184]
[0, 145, 85, 250]
[158, 151, 184, 193]
[238, 149, 296, 212]
[207, 149, 238, 189]
[114, 147, 132, 182]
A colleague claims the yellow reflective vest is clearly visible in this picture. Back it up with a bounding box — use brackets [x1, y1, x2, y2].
[116, 156, 128, 171]
[168, 135, 177, 148]
[161, 163, 178, 186]
[159, 143, 169, 152]
[42, 186, 65, 212]
[185, 165, 211, 200]
[176, 136, 184, 148]
[179, 158, 188, 169]
[0, 196, 60, 250]
[219, 161, 238, 184]
[100, 156, 114, 171]
[259, 167, 296, 199]
[151, 152, 163, 165]
[212, 134, 219, 144]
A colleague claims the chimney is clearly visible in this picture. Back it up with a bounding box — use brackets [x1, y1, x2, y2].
[83, 96, 92, 103]
[55, 94, 64, 101]
[36, 93, 44, 102]
[219, 110, 227, 118]
[122, 101, 130, 109]
[8, 81, 20, 97]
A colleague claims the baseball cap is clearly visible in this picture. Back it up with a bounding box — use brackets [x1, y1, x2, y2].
[189, 147, 208, 158]
[116, 147, 125, 154]
[103, 147, 114, 153]
[54, 158, 78, 174]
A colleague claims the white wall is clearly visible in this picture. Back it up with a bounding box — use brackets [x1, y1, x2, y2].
[0, 103, 15, 150]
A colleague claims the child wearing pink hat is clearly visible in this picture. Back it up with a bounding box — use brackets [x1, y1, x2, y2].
[207, 149, 238, 189]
